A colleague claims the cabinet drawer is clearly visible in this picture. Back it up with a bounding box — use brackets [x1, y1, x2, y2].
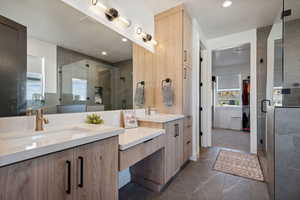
[119, 135, 165, 171]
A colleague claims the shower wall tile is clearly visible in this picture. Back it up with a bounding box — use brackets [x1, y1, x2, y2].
[275, 107, 300, 200]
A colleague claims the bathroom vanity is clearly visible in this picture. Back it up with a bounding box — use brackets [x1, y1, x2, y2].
[0, 125, 123, 200]
[0, 113, 189, 199]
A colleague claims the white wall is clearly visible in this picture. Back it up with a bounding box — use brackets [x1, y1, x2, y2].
[61, 0, 155, 52]
[27, 37, 57, 93]
[206, 29, 258, 154]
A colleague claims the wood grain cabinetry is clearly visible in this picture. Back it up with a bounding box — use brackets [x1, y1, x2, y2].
[133, 44, 155, 107]
[153, 4, 193, 115]
[0, 136, 118, 200]
[130, 119, 184, 191]
[164, 120, 183, 181]
[183, 11, 193, 67]
[119, 135, 165, 171]
[183, 66, 193, 117]
[75, 136, 118, 200]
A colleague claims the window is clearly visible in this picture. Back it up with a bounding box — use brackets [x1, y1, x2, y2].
[216, 74, 241, 106]
[27, 72, 43, 101]
[26, 55, 44, 102]
[72, 78, 87, 101]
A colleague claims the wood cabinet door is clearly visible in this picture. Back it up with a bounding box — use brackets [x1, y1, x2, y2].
[164, 120, 184, 182]
[44, 149, 75, 200]
[174, 120, 184, 169]
[164, 121, 177, 182]
[74, 136, 118, 200]
[0, 158, 43, 200]
[0, 149, 74, 200]
[183, 11, 192, 67]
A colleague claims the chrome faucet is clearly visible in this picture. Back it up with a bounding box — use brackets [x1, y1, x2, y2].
[35, 108, 49, 131]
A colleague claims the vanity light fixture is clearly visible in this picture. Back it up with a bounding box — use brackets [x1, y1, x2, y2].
[135, 27, 158, 46]
[222, 0, 232, 8]
[91, 0, 131, 28]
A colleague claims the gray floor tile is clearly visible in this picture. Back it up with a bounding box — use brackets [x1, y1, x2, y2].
[119, 147, 270, 200]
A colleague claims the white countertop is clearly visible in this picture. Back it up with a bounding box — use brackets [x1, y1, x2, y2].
[0, 124, 124, 167]
[119, 127, 165, 151]
[136, 114, 185, 123]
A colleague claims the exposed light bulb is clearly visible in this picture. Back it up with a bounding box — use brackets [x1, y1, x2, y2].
[222, 0, 232, 8]
[118, 16, 131, 28]
[101, 51, 107, 56]
[151, 40, 158, 46]
[94, 1, 108, 11]
[122, 38, 128, 42]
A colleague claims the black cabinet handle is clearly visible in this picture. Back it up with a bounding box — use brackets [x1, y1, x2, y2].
[143, 138, 154, 143]
[261, 99, 271, 113]
[187, 141, 191, 145]
[174, 124, 179, 137]
[66, 160, 71, 194]
[78, 157, 84, 188]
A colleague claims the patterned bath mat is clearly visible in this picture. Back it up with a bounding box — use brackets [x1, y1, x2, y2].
[213, 150, 264, 181]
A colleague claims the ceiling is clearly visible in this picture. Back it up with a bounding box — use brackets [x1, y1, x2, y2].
[212, 43, 250, 68]
[144, 0, 282, 39]
[0, 0, 132, 63]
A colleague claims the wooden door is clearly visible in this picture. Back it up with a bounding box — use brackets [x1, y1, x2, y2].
[74, 136, 118, 200]
[183, 11, 192, 67]
[0, 149, 74, 200]
[0, 15, 26, 117]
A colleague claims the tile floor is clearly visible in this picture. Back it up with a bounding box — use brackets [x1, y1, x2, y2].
[212, 128, 250, 152]
[119, 147, 270, 200]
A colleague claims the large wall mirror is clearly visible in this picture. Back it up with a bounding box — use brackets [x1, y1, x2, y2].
[0, 0, 134, 117]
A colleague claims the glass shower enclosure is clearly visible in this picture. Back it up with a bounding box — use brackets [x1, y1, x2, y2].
[263, 0, 300, 199]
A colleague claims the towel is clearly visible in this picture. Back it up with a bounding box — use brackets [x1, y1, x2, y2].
[162, 85, 174, 107]
[134, 87, 145, 107]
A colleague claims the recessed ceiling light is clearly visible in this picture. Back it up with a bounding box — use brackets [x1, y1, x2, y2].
[222, 0, 232, 8]
[101, 51, 107, 56]
[122, 38, 128, 42]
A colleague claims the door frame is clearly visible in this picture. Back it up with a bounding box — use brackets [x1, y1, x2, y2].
[204, 29, 258, 154]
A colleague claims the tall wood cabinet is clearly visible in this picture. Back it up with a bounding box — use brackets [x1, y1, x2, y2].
[154, 4, 193, 116]
[154, 4, 193, 163]
[132, 4, 194, 168]
[0, 136, 118, 200]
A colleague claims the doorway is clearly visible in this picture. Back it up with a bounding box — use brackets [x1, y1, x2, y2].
[211, 43, 251, 152]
